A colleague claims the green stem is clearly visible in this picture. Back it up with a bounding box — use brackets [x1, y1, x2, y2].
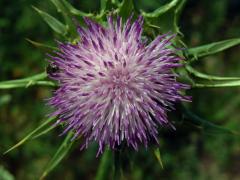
[0, 72, 57, 89]
[114, 150, 121, 180]
[192, 81, 240, 88]
[186, 65, 240, 81]
[95, 149, 112, 180]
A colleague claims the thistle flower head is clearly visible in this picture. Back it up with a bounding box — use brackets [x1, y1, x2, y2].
[48, 15, 189, 155]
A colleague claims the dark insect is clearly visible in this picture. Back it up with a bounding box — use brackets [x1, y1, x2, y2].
[46, 63, 59, 77]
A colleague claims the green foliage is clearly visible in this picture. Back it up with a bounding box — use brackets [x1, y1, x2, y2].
[141, 0, 186, 34]
[61, 0, 93, 17]
[26, 38, 58, 51]
[33, 6, 67, 35]
[181, 105, 237, 135]
[4, 117, 56, 154]
[153, 148, 164, 169]
[0, 166, 14, 180]
[95, 149, 113, 180]
[40, 132, 74, 179]
[141, 0, 181, 18]
[118, 0, 134, 20]
[187, 38, 240, 61]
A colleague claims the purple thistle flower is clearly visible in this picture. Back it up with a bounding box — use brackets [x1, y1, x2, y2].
[47, 15, 190, 155]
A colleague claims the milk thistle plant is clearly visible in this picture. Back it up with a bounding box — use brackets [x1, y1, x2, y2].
[1, 0, 240, 179]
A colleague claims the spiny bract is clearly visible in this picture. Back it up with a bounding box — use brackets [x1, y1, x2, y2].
[48, 15, 190, 155]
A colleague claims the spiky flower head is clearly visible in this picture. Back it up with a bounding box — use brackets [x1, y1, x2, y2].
[48, 15, 189, 155]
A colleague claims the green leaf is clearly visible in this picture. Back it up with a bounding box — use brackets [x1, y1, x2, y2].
[96, 0, 113, 19]
[141, 0, 181, 18]
[95, 149, 112, 180]
[49, 0, 78, 38]
[118, 0, 134, 20]
[26, 38, 57, 50]
[142, 0, 184, 33]
[112, 0, 120, 6]
[61, 0, 93, 17]
[187, 38, 240, 60]
[186, 65, 240, 81]
[181, 105, 237, 135]
[99, 0, 108, 17]
[153, 148, 164, 169]
[40, 132, 74, 179]
[32, 124, 57, 139]
[0, 166, 14, 180]
[33, 6, 67, 35]
[4, 117, 56, 154]
[50, 0, 66, 13]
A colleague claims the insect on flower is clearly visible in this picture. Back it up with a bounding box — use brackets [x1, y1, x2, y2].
[47, 15, 190, 155]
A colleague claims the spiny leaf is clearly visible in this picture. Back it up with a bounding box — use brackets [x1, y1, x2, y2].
[141, 0, 181, 18]
[61, 0, 93, 17]
[50, 0, 66, 13]
[187, 38, 240, 60]
[181, 106, 238, 135]
[142, 0, 184, 34]
[4, 117, 56, 154]
[26, 38, 57, 50]
[40, 132, 74, 179]
[186, 65, 240, 81]
[32, 124, 57, 139]
[32, 6, 67, 35]
[153, 148, 164, 169]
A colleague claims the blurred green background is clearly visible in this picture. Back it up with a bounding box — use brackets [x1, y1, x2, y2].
[1, 0, 240, 179]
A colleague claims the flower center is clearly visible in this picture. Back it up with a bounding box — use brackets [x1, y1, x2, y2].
[109, 68, 131, 87]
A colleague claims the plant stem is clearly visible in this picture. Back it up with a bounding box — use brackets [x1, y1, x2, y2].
[0, 72, 57, 89]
